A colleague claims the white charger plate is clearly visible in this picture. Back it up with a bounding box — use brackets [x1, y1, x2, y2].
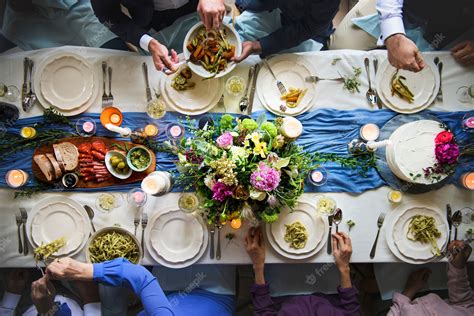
[375, 58, 439, 114]
[26, 196, 91, 257]
[145, 207, 208, 268]
[385, 203, 448, 264]
[35, 52, 99, 116]
[160, 71, 224, 115]
[257, 55, 315, 116]
[265, 200, 328, 260]
[40, 55, 94, 110]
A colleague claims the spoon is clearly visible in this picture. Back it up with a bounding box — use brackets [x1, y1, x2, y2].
[333, 208, 343, 233]
[239, 66, 255, 112]
[364, 58, 377, 106]
[84, 205, 97, 233]
[452, 210, 462, 240]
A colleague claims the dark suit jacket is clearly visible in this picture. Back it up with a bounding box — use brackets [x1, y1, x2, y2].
[91, 0, 154, 47]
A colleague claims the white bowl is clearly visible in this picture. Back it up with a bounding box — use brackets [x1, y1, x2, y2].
[105, 150, 132, 179]
[183, 22, 242, 78]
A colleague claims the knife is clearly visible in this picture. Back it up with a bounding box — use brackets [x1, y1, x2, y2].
[327, 215, 333, 254]
[142, 62, 152, 102]
[247, 63, 260, 115]
[21, 58, 29, 111]
[447, 204, 452, 245]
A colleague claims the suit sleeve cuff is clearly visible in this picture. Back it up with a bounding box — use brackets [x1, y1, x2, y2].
[380, 17, 405, 44]
[140, 34, 154, 52]
[0, 292, 21, 310]
[83, 302, 102, 315]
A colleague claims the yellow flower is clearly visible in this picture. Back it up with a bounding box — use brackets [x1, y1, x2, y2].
[253, 141, 267, 158]
[250, 132, 261, 144]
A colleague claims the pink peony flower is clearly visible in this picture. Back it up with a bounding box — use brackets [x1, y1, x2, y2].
[250, 162, 281, 192]
[435, 143, 459, 165]
[435, 131, 453, 145]
[216, 132, 234, 149]
[211, 182, 233, 202]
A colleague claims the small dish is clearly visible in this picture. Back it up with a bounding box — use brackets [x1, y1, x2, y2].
[105, 150, 132, 179]
[126, 146, 152, 172]
[95, 193, 123, 213]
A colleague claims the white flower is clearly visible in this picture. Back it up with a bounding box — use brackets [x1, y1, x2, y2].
[229, 146, 249, 162]
[250, 189, 266, 201]
[204, 174, 215, 189]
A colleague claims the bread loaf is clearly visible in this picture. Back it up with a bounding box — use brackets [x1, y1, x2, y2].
[46, 153, 62, 179]
[34, 154, 54, 181]
[53, 142, 78, 172]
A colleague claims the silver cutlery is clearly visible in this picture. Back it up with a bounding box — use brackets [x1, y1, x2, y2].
[15, 212, 23, 254]
[247, 63, 260, 115]
[216, 224, 222, 260]
[304, 76, 344, 84]
[373, 59, 383, 109]
[84, 205, 96, 233]
[327, 215, 333, 254]
[21, 58, 29, 111]
[434, 57, 443, 102]
[447, 204, 452, 245]
[134, 213, 140, 236]
[101, 62, 108, 108]
[238, 65, 255, 112]
[364, 58, 378, 107]
[209, 224, 215, 259]
[333, 208, 343, 233]
[217, 94, 226, 112]
[142, 62, 152, 102]
[370, 212, 385, 259]
[141, 213, 148, 256]
[23, 59, 37, 112]
[263, 59, 286, 95]
[20, 208, 28, 256]
[108, 66, 114, 106]
[452, 210, 462, 240]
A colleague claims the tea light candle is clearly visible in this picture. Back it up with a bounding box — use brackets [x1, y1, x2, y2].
[464, 117, 474, 129]
[110, 113, 121, 124]
[308, 167, 328, 186]
[5, 169, 29, 188]
[461, 172, 474, 190]
[144, 124, 159, 137]
[20, 127, 36, 139]
[83, 121, 94, 133]
[280, 117, 303, 139]
[230, 218, 242, 229]
[166, 123, 184, 139]
[133, 191, 146, 204]
[360, 123, 380, 141]
[141, 175, 166, 195]
[311, 171, 324, 183]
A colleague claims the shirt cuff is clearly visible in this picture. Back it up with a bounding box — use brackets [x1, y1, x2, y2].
[392, 292, 412, 304]
[93, 263, 104, 282]
[379, 16, 406, 45]
[83, 302, 101, 315]
[139, 34, 154, 52]
[0, 292, 21, 310]
[250, 283, 270, 295]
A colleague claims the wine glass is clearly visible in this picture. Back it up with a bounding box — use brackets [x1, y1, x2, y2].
[456, 85, 474, 104]
[0, 83, 20, 102]
[460, 207, 473, 224]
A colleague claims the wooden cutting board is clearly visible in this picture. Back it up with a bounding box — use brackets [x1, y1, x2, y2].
[32, 136, 156, 188]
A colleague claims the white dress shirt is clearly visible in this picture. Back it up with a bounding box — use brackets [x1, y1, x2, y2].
[140, 0, 190, 51]
[0, 292, 101, 316]
[376, 0, 406, 45]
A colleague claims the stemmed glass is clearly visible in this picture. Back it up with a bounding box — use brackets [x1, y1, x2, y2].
[0, 83, 20, 102]
[456, 85, 474, 103]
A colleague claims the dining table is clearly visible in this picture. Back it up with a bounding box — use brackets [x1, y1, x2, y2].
[0, 46, 472, 276]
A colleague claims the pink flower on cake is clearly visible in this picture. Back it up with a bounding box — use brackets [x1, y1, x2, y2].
[435, 131, 453, 145]
[435, 143, 459, 165]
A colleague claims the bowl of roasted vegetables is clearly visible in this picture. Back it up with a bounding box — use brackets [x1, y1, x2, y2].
[86, 227, 141, 264]
[183, 22, 242, 78]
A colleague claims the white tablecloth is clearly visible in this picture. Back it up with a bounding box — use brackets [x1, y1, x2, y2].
[0, 47, 472, 268]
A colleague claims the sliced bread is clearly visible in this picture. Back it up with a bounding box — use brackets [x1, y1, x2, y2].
[46, 153, 62, 179]
[54, 142, 79, 172]
[34, 154, 54, 181]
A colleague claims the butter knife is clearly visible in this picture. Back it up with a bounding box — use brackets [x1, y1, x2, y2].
[436, 62, 443, 102]
[21, 58, 29, 111]
[209, 224, 215, 259]
[142, 62, 152, 102]
[327, 215, 333, 254]
[247, 63, 260, 115]
[447, 204, 452, 245]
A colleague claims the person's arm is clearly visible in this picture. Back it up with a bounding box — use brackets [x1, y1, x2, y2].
[0, 269, 31, 315]
[447, 241, 473, 305]
[83, 303, 102, 315]
[0, 292, 21, 316]
[387, 292, 412, 316]
[93, 259, 174, 316]
[376, 0, 405, 44]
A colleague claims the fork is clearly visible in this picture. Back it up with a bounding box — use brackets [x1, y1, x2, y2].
[141, 213, 148, 256]
[134, 213, 140, 236]
[434, 57, 443, 102]
[373, 59, 383, 109]
[263, 59, 286, 95]
[370, 212, 386, 259]
[15, 213, 23, 254]
[20, 208, 28, 256]
[216, 224, 222, 260]
[305, 76, 344, 84]
[107, 66, 114, 106]
[101, 62, 108, 108]
[209, 224, 215, 259]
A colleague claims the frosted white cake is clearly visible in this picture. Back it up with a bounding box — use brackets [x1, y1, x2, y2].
[386, 120, 448, 185]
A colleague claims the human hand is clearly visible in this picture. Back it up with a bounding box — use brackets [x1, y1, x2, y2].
[232, 41, 262, 63]
[245, 226, 265, 269]
[75, 281, 100, 305]
[197, 0, 226, 30]
[31, 275, 56, 313]
[332, 232, 352, 272]
[448, 240, 472, 269]
[402, 268, 431, 300]
[6, 268, 30, 294]
[451, 41, 474, 66]
[149, 39, 179, 73]
[385, 34, 425, 72]
[46, 257, 93, 281]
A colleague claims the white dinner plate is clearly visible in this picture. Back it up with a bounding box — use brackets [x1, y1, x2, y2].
[393, 206, 447, 260]
[265, 199, 328, 260]
[34, 52, 99, 116]
[26, 196, 91, 257]
[375, 58, 439, 114]
[385, 203, 448, 264]
[160, 71, 224, 115]
[40, 55, 94, 110]
[145, 206, 208, 268]
[257, 54, 315, 116]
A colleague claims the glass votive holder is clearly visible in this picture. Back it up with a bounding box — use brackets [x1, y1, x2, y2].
[460, 172, 474, 190]
[127, 188, 147, 207]
[360, 123, 380, 142]
[144, 123, 159, 137]
[76, 118, 97, 137]
[0, 84, 20, 102]
[225, 75, 245, 97]
[461, 111, 474, 133]
[5, 169, 29, 188]
[308, 167, 328, 186]
[166, 123, 185, 141]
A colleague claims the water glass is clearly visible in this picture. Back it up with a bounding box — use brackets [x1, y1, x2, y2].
[0, 83, 20, 102]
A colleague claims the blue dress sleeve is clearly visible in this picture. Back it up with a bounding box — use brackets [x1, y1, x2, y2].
[93, 258, 174, 316]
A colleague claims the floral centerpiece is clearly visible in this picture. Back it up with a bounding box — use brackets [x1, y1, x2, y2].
[161, 114, 376, 226]
[422, 129, 459, 181]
